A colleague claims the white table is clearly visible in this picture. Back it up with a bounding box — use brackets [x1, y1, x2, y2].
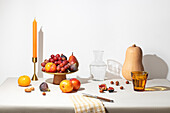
[0, 77, 170, 113]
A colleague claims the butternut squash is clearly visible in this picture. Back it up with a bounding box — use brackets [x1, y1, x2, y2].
[122, 44, 144, 80]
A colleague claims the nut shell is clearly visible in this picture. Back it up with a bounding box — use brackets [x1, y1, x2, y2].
[25, 88, 32, 92]
[30, 87, 35, 91]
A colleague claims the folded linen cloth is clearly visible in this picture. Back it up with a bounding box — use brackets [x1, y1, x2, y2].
[70, 95, 105, 113]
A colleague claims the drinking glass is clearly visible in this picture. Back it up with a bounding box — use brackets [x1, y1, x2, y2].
[131, 71, 148, 91]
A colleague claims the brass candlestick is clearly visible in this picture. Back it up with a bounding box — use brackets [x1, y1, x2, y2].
[32, 57, 38, 81]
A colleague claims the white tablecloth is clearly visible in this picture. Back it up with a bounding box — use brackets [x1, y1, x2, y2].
[0, 77, 170, 113]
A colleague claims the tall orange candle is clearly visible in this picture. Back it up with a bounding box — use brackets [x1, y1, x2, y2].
[33, 19, 37, 58]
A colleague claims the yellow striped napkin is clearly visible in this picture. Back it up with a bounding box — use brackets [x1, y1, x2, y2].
[70, 95, 105, 113]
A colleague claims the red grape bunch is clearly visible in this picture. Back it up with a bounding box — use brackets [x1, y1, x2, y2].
[41, 54, 70, 73]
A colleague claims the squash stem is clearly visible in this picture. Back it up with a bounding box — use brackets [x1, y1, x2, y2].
[132, 44, 136, 47]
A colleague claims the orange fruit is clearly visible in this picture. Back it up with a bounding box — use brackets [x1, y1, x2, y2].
[60, 80, 73, 93]
[18, 75, 31, 87]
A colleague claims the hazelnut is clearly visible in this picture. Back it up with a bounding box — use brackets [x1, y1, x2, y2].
[126, 81, 129, 84]
[110, 81, 114, 84]
[120, 86, 124, 90]
[25, 88, 32, 92]
[115, 81, 119, 86]
[42, 92, 46, 96]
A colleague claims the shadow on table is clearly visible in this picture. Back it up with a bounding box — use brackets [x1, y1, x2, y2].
[77, 76, 92, 84]
[76, 71, 122, 83]
[45, 76, 91, 85]
[71, 87, 85, 93]
[143, 54, 169, 79]
[45, 78, 53, 84]
[145, 86, 170, 91]
[106, 59, 123, 80]
[105, 71, 122, 80]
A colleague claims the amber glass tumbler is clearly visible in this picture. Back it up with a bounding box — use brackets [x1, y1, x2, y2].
[131, 71, 148, 91]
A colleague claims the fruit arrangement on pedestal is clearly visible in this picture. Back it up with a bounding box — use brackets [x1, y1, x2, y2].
[41, 53, 79, 73]
[41, 53, 79, 85]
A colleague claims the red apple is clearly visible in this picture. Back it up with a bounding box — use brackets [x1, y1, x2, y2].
[70, 78, 81, 91]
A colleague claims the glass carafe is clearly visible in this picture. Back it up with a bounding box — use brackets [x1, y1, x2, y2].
[90, 50, 107, 81]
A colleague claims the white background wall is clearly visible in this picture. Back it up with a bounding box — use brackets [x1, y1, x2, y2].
[0, 0, 170, 85]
